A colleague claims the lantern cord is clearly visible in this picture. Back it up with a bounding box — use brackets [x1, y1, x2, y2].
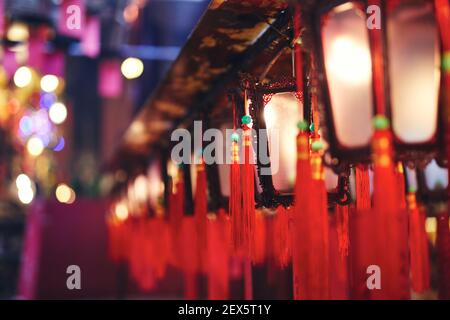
[230, 96, 243, 253]
[274, 206, 292, 268]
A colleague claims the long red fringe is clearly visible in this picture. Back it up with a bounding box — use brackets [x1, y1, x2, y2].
[274, 206, 292, 268]
[371, 128, 409, 299]
[355, 165, 371, 210]
[292, 130, 311, 299]
[207, 209, 230, 300]
[169, 175, 184, 269]
[407, 192, 430, 294]
[181, 216, 199, 299]
[252, 209, 266, 265]
[336, 204, 349, 258]
[292, 129, 330, 299]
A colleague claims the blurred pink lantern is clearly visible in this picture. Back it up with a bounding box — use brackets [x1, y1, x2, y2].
[80, 16, 100, 58]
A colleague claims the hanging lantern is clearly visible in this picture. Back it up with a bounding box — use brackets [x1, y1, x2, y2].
[237, 75, 342, 209]
[309, 0, 445, 166]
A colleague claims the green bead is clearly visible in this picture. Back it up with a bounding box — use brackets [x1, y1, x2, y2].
[407, 186, 416, 193]
[242, 115, 252, 125]
[373, 115, 390, 130]
[231, 132, 240, 142]
[311, 140, 324, 152]
[297, 120, 308, 131]
[443, 51, 450, 72]
[309, 123, 315, 132]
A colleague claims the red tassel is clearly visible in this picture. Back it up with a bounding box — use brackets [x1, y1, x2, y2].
[371, 121, 410, 299]
[436, 212, 450, 300]
[107, 218, 122, 263]
[330, 213, 349, 299]
[252, 209, 266, 265]
[292, 129, 311, 300]
[308, 147, 330, 299]
[435, 0, 450, 301]
[355, 164, 371, 210]
[292, 127, 330, 299]
[207, 209, 230, 300]
[194, 160, 208, 273]
[130, 218, 157, 291]
[242, 124, 255, 257]
[181, 216, 199, 299]
[169, 173, 185, 269]
[349, 165, 373, 299]
[274, 206, 292, 268]
[150, 217, 171, 281]
[230, 138, 243, 253]
[407, 192, 430, 294]
[336, 204, 349, 258]
[395, 162, 407, 210]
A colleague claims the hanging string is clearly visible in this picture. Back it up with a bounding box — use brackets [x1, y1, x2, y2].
[230, 93, 243, 254]
[241, 112, 256, 257]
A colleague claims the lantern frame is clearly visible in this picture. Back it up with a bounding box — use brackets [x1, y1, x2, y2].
[241, 75, 349, 209]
